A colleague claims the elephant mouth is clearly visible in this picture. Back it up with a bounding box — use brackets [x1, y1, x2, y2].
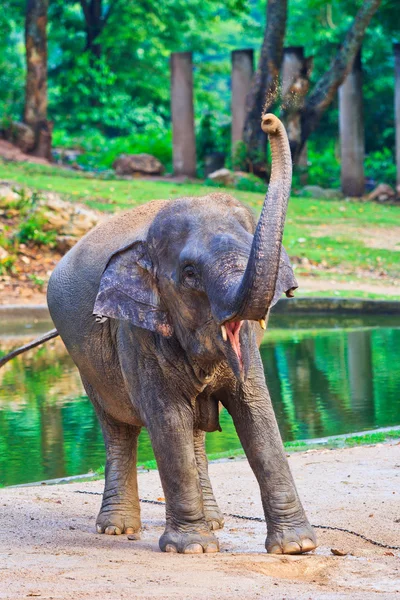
[221, 321, 243, 367]
[220, 320, 249, 382]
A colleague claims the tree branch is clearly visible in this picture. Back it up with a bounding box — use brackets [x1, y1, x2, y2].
[298, 0, 381, 158]
[242, 0, 288, 175]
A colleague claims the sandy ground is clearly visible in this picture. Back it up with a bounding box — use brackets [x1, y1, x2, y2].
[1, 443, 399, 600]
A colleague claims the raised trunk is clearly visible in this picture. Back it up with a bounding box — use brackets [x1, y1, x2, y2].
[24, 0, 52, 159]
[216, 114, 293, 324]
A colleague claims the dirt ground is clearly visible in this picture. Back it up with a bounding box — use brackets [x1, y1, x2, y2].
[0, 443, 399, 600]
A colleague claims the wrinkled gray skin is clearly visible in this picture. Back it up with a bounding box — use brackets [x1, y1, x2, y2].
[47, 115, 316, 555]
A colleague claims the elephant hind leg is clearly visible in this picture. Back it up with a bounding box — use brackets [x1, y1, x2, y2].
[81, 377, 141, 536]
[193, 429, 224, 530]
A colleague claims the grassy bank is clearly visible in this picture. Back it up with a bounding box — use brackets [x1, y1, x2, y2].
[1, 160, 400, 297]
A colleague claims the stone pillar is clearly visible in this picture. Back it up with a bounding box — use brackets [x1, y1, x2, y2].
[394, 43, 400, 191]
[231, 49, 254, 159]
[281, 46, 312, 181]
[339, 49, 365, 197]
[170, 52, 196, 177]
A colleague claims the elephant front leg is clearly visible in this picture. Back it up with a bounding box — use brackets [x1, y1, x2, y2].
[223, 357, 317, 554]
[145, 403, 219, 554]
[193, 429, 224, 531]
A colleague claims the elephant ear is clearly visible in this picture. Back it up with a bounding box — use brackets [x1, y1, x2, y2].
[270, 246, 298, 308]
[93, 241, 173, 337]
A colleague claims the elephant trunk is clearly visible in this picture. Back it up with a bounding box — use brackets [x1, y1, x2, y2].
[220, 113, 293, 324]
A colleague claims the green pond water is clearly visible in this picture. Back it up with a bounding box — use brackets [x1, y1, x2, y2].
[1, 313, 400, 487]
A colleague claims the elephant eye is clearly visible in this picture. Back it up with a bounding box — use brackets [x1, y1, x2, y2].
[182, 264, 200, 288]
[183, 265, 196, 279]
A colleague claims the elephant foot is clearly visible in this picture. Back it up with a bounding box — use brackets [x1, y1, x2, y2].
[204, 507, 225, 531]
[160, 526, 220, 554]
[96, 507, 141, 536]
[266, 522, 317, 555]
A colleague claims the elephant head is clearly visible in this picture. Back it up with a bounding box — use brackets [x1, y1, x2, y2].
[94, 114, 297, 381]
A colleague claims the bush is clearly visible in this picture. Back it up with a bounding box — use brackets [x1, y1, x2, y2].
[17, 213, 57, 247]
[303, 140, 340, 189]
[364, 148, 396, 186]
[52, 125, 173, 173]
[235, 173, 266, 194]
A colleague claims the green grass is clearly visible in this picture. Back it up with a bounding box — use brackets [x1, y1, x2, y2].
[92, 429, 400, 475]
[1, 159, 400, 292]
[299, 289, 400, 301]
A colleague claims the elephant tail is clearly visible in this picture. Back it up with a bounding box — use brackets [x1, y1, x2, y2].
[0, 328, 59, 369]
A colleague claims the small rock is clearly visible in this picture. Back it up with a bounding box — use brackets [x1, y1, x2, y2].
[331, 548, 348, 556]
[127, 533, 141, 541]
[0, 246, 9, 260]
[301, 185, 343, 200]
[2, 121, 35, 153]
[0, 184, 20, 206]
[113, 153, 164, 176]
[366, 183, 396, 203]
[208, 168, 235, 186]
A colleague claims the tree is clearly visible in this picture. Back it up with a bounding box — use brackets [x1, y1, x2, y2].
[297, 0, 382, 163]
[24, 0, 52, 159]
[243, 0, 382, 172]
[242, 0, 288, 176]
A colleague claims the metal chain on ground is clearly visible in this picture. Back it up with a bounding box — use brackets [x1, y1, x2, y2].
[73, 491, 400, 551]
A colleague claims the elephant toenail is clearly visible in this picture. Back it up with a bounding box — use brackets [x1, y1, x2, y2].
[268, 545, 283, 554]
[210, 521, 220, 531]
[105, 526, 121, 535]
[283, 541, 302, 554]
[184, 543, 204, 554]
[165, 544, 178, 553]
[96, 524, 103, 533]
[301, 538, 317, 552]
[125, 527, 136, 535]
[205, 544, 219, 553]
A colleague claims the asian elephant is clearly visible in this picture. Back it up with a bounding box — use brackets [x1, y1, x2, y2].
[45, 114, 316, 555]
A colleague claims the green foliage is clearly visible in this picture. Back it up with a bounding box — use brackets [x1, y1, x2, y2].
[27, 273, 46, 289]
[232, 140, 248, 172]
[0, 4, 25, 122]
[16, 212, 57, 247]
[235, 173, 266, 193]
[364, 148, 397, 186]
[0, 254, 16, 275]
[53, 125, 173, 172]
[302, 140, 341, 189]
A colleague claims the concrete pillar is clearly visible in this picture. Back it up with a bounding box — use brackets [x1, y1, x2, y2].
[171, 52, 196, 177]
[281, 46, 312, 181]
[231, 49, 254, 158]
[339, 49, 365, 197]
[394, 43, 400, 190]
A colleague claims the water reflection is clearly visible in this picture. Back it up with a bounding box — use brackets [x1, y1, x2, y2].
[1, 315, 400, 486]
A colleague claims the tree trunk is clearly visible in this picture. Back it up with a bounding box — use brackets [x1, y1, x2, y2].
[242, 0, 287, 177]
[281, 46, 313, 178]
[231, 49, 254, 167]
[24, 0, 52, 160]
[80, 0, 103, 59]
[394, 43, 400, 192]
[339, 50, 365, 197]
[296, 0, 381, 163]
